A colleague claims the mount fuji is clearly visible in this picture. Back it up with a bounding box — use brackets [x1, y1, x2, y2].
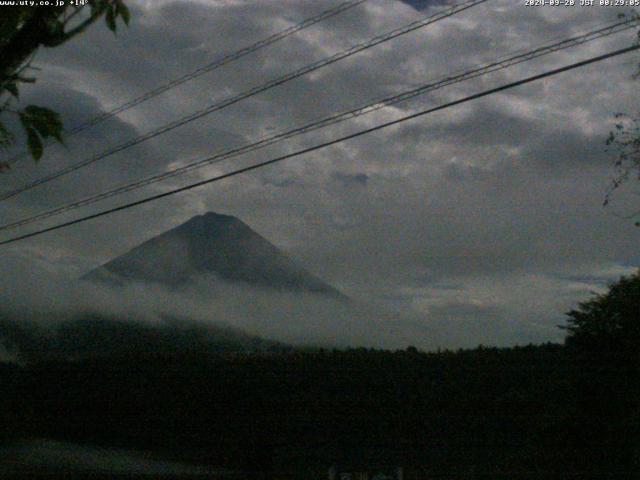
[85, 212, 344, 298]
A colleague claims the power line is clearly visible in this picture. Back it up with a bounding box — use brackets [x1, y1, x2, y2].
[0, 0, 488, 202]
[0, 18, 635, 233]
[1, 44, 637, 247]
[4, 0, 369, 165]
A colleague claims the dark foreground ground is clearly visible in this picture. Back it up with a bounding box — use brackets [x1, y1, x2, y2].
[1, 343, 638, 479]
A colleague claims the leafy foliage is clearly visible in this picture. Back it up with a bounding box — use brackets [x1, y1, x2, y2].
[18, 105, 63, 160]
[563, 269, 640, 353]
[0, 1, 129, 165]
[604, 114, 640, 222]
[561, 271, 640, 476]
[603, 12, 640, 221]
[0, 121, 15, 153]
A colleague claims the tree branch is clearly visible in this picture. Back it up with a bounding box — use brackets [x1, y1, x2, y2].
[46, 5, 109, 47]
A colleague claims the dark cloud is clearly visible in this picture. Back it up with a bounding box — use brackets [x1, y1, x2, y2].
[332, 171, 369, 187]
[400, 0, 451, 11]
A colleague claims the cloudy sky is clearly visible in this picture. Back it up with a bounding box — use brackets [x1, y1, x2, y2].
[1, 0, 639, 348]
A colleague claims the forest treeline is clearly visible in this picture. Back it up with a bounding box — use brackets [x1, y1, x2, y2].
[0, 343, 637, 478]
[0, 272, 639, 478]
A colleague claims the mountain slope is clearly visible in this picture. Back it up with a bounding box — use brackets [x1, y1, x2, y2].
[84, 212, 343, 297]
[0, 313, 289, 362]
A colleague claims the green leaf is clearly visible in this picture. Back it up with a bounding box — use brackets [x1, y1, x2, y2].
[88, 1, 99, 16]
[0, 120, 15, 149]
[22, 105, 63, 143]
[19, 105, 64, 160]
[116, 0, 130, 25]
[45, 18, 65, 40]
[25, 126, 43, 161]
[5, 80, 19, 98]
[105, 6, 117, 32]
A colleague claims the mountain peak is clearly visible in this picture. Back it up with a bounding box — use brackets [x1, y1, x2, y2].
[84, 213, 344, 298]
[180, 211, 239, 229]
[192, 211, 237, 223]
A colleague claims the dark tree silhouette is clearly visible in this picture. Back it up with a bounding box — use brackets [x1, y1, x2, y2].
[562, 270, 640, 477]
[563, 269, 640, 353]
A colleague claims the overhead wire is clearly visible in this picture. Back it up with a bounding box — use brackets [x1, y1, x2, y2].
[1, 43, 637, 246]
[0, 18, 636, 233]
[4, 0, 370, 165]
[0, 0, 488, 202]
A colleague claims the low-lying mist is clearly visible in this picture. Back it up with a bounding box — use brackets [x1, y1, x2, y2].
[0, 257, 440, 361]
